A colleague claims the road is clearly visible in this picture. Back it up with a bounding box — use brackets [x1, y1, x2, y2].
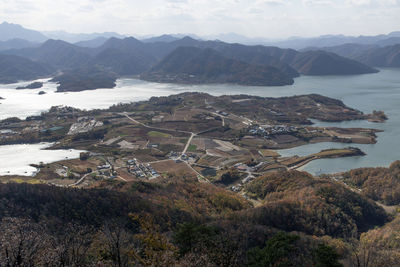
[211, 112, 225, 127]
[184, 162, 210, 183]
[120, 111, 222, 184]
[181, 132, 196, 155]
[68, 171, 97, 187]
[122, 112, 198, 158]
[121, 112, 192, 135]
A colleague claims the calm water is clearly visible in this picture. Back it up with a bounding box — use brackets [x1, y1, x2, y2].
[0, 143, 84, 176]
[1, 68, 399, 174]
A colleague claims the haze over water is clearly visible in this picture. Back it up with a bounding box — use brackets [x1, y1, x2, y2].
[0, 68, 399, 174]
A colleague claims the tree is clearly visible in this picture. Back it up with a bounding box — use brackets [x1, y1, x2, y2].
[97, 221, 133, 267]
[48, 223, 93, 267]
[247, 232, 300, 267]
[314, 244, 342, 267]
[130, 214, 178, 266]
[173, 222, 219, 256]
[0, 218, 46, 267]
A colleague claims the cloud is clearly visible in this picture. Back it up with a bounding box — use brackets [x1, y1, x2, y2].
[345, 0, 399, 5]
[0, 0, 398, 38]
[258, 0, 286, 6]
[302, 0, 334, 5]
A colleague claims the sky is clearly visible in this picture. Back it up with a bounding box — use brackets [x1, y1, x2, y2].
[0, 0, 399, 39]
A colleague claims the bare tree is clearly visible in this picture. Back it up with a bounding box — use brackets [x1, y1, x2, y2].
[0, 217, 45, 267]
[48, 223, 94, 267]
[99, 220, 132, 267]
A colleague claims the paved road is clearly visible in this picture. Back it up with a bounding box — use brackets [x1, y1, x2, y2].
[68, 171, 97, 187]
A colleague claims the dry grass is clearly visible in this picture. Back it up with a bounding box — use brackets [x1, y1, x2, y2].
[259, 149, 280, 157]
[151, 160, 197, 177]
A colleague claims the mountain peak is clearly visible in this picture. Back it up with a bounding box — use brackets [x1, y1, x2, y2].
[181, 36, 196, 41]
[0, 22, 47, 42]
[41, 39, 76, 48]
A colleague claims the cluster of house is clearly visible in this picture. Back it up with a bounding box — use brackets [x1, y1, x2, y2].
[97, 163, 117, 178]
[68, 117, 104, 135]
[249, 124, 298, 137]
[168, 152, 197, 163]
[230, 173, 256, 192]
[234, 163, 255, 172]
[48, 106, 81, 119]
[231, 174, 256, 192]
[229, 163, 259, 192]
[0, 129, 17, 140]
[230, 184, 243, 192]
[152, 115, 165, 123]
[168, 151, 181, 162]
[127, 158, 158, 179]
[215, 110, 229, 117]
[147, 143, 159, 149]
[55, 165, 80, 178]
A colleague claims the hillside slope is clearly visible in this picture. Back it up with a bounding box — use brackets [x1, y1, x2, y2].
[0, 21, 47, 42]
[3, 39, 91, 69]
[291, 50, 379, 75]
[141, 47, 295, 86]
[0, 54, 53, 83]
[90, 37, 158, 75]
[304, 44, 400, 68]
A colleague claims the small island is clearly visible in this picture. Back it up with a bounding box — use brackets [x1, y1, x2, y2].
[51, 66, 117, 92]
[367, 110, 388, 123]
[16, 81, 43, 90]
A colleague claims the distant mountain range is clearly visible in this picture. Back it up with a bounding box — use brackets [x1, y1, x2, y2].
[141, 34, 181, 43]
[0, 22, 47, 42]
[0, 35, 380, 89]
[269, 32, 400, 50]
[144, 32, 400, 50]
[74, 37, 109, 48]
[2, 21, 400, 49]
[0, 39, 39, 51]
[3, 39, 92, 69]
[303, 44, 400, 68]
[0, 21, 125, 44]
[0, 21, 398, 90]
[42, 30, 125, 44]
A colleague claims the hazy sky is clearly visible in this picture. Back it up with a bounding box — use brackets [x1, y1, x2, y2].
[1, 0, 399, 38]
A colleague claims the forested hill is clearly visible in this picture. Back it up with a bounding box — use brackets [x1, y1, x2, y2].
[0, 168, 394, 266]
[141, 47, 295, 86]
[0, 54, 53, 84]
[303, 43, 400, 68]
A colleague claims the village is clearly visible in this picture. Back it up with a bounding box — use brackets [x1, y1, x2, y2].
[0, 92, 383, 193]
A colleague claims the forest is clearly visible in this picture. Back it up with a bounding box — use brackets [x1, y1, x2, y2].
[0, 166, 400, 266]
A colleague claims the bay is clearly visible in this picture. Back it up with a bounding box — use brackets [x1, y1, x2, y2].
[1, 68, 399, 174]
[0, 143, 84, 176]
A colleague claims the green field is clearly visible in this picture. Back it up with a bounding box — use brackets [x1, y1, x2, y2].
[147, 131, 172, 138]
[188, 144, 197, 152]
